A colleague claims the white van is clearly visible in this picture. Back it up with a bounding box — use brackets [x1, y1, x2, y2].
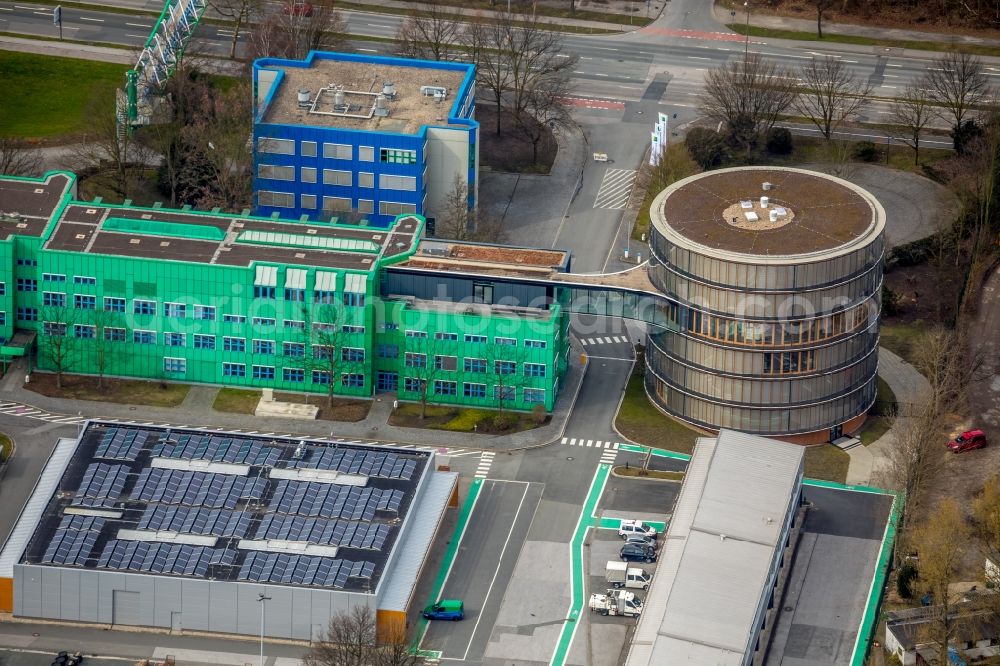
[606, 561, 652, 590]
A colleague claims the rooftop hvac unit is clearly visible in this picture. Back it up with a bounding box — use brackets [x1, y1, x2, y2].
[762, 182, 773, 191]
[420, 85, 447, 99]
[382, 81, 396, 98]
[297, 89, 311, 108]
[374, 93, 389, 117]
[333, 88, 346, 109]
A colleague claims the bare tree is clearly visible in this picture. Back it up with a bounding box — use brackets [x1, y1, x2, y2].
[303, 303, 345, 408]
[395, 0, 461, 61]
[402, 338, 450, 419]
[38, 307, 82, 390]
[87, 307, 124, 390]
[246, 0, 345, 61]
[922, 52, 992, 151]
[72, 100, 153, 202]
[699, 53, 798, 159]
[304, 605, 423, 666]
[211, 0, 260, 58]
[794, 56, 873, 141]
[517, 78, 575, 164]
[435, 175, 508, 243]
[890, 84, 934, 164]
[0, 138, 42, 176]
[812, 0, 834, 38]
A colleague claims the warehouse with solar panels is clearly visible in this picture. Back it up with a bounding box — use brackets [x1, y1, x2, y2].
[0, 420, 457, 641]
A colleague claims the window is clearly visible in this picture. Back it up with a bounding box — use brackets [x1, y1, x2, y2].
[495, 337, 516, 346]
[283, 368, 305, 382]
[357, 199, 374, 214]
[404, 377, 426, 392]
[359, 146, 374, 162]
[377, 344, 398, 359]
[16, 258, 37, 266]
[301, 194, 317, 209]
[258, 164, 294, 180]
[105, 327, 126, 342]
[194, 305, 216, 321]
[258, 191, 294, 208]
[74, 325, 95, 339]
[495, 360, 516, 375]
[342, 325, 364, 334]
[343, 293, 365, 307]
[314, 290, 336, 304]
[435, 332, 458, 341]
[164, 357, 186, 374]
[134, 300, 155, 315]
[163, 302, 186, 318]
[16, 307, 38, 321]
[323, 169, 352, 186]
[284, 288, 305, 303]
[464, 334, 487, 344]
[0, 283, 5, 295]
[524, 363, 546, 378]
[523, 388, 546, 404]
[525, 339, 547, 349]
[224, 313, 247, 324]
[283, 342, 305, 357]
[224, 336, 246, 352]
[383, 323, 399, 331]
[312, 344, 334, 360]
[164, 332, 186, 347]
[379, 174, 417, 191]
[405, 330, 427, 339]
[358, 172, 374, 188]
[254, 286, 276, 299]
[284, 319, 305, 330]
[258, 137, 295, 154]
[301, 141, 317, 157]
[434, 380, 457, 396]
[494, 385, 516, 401]
[342, 373, 364, 388]
[405, 352, 426, 368]
[104, 297, 126, 312]
[73, 276, 97, 285]
[435, 355, 457, 371]
[0, 312, 6, 326]
[464, 358, 487, 373]
[17, 279, 37, 292]
[43, 322, 67, 336]
[473, 282, 494, 304]
[43, 292, 66, 307]
[464, 383, 486, 398]
[380, 148, 417, 164]
[379, 201, 417, 216]
[223, 362, 246, 377]
[134, 330, 156, 344]
[322, 196, 352, 213]
[323, 143, 352, 160]
[341, 347, 365, 362]
[253, 339, 275, 355]
[312, 370, 330, 385]
[43, 273, 66, 282]
[301, 167, 317, 184]
[252, 365, 275, 380]
[194, 334, 216, 350]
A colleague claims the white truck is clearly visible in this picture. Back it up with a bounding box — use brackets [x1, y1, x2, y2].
[589, 589, 642, 617]
[606, 561, 651, 590]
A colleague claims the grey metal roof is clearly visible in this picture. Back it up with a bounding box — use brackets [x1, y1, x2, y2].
[626, 430, 804, 666]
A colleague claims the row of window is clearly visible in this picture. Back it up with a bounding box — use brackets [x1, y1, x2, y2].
[258, 165, 417, 192]
[257, 191, 417, 217]
[257, 139, 418, 165]
[402, 331, 546, 348]
[41, 274, 96, 285]
[401, 378, 545, 403]
[217, 361, 363, 387]
[401, 353, 546, 377]
[15, 308, 362, 333]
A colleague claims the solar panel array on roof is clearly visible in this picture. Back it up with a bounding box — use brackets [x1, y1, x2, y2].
[138, 505, 254, 538]
[94, 428, 150, 461]
[254, 515, 391, 550]
[98, 540, 237, 576]
[73, 463, 130, 507]
[238, 552, 376, 588]
[289, 447, 417, 480]
[131, 469, 267, 508]
[153, 433, 281, 467]
[268, 481, 404, 519]
[41, 516, 105, 566]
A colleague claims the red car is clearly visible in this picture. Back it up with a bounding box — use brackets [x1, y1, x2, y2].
[947, 429, 988, 453]
[282, 1, 313, 16]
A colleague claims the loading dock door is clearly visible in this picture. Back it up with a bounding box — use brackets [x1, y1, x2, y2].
[112, 590, 140, 626]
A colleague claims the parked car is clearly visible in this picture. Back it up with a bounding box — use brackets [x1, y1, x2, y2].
[624, 534, 657, 549]
[947, 429, 987, 453]
[618, 519, 657, 540]
[281, 1, 313, 16]
[422, 599, 464, 621]
[620, 542, 656, 563]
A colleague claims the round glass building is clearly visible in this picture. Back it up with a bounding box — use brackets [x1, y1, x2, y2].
[644, 166, 885, 443]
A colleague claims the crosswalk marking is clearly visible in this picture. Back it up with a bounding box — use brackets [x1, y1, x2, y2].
[562, 439, 622, 450]
[579, 335, 628, 347]
[594, 168, 638, 210]
[475, 451, 496, 479]
[600, 449, 619, 465]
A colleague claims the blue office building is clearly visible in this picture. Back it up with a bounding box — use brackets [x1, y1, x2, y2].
[253, 51, 478, 228]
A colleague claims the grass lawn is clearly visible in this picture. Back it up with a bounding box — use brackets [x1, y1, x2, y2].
[274, 392, 370, 422]
[615, 369, 702, 455]
[0, 433, 12, 463]
[26, 373, 189, 407]
[858, 376, 897, 445]
[388, 403, 547, 434]
[614, 466, 685, 481]
[213, 388, 260, 414]
[879, 321, 926, 366]
[0, 52, 128, 139]
[803, 444, 850, 484]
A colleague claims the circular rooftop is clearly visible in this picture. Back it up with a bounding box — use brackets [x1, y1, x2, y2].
[652, 166, 883, 259]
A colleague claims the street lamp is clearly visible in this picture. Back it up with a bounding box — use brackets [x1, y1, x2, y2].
[258, 593, 271, 666]
[744, 1, 751, 60]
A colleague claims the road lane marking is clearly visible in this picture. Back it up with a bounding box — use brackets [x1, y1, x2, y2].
[80, 16, 104, 21]
[594, 168, 637, 210]
[126, 22, 152, 27]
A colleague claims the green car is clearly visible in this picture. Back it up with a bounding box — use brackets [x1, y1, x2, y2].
[422, 599, 465, 621]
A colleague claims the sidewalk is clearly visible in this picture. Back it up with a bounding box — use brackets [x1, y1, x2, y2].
[0, 351, 587, 452]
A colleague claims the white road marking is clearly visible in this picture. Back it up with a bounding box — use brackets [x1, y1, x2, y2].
[80, 16, 104, 21]
[126, 22, 152, 27]
[594, 168, 637, 210]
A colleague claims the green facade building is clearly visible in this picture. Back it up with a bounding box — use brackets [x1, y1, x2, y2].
[0, 172, 569, 412]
